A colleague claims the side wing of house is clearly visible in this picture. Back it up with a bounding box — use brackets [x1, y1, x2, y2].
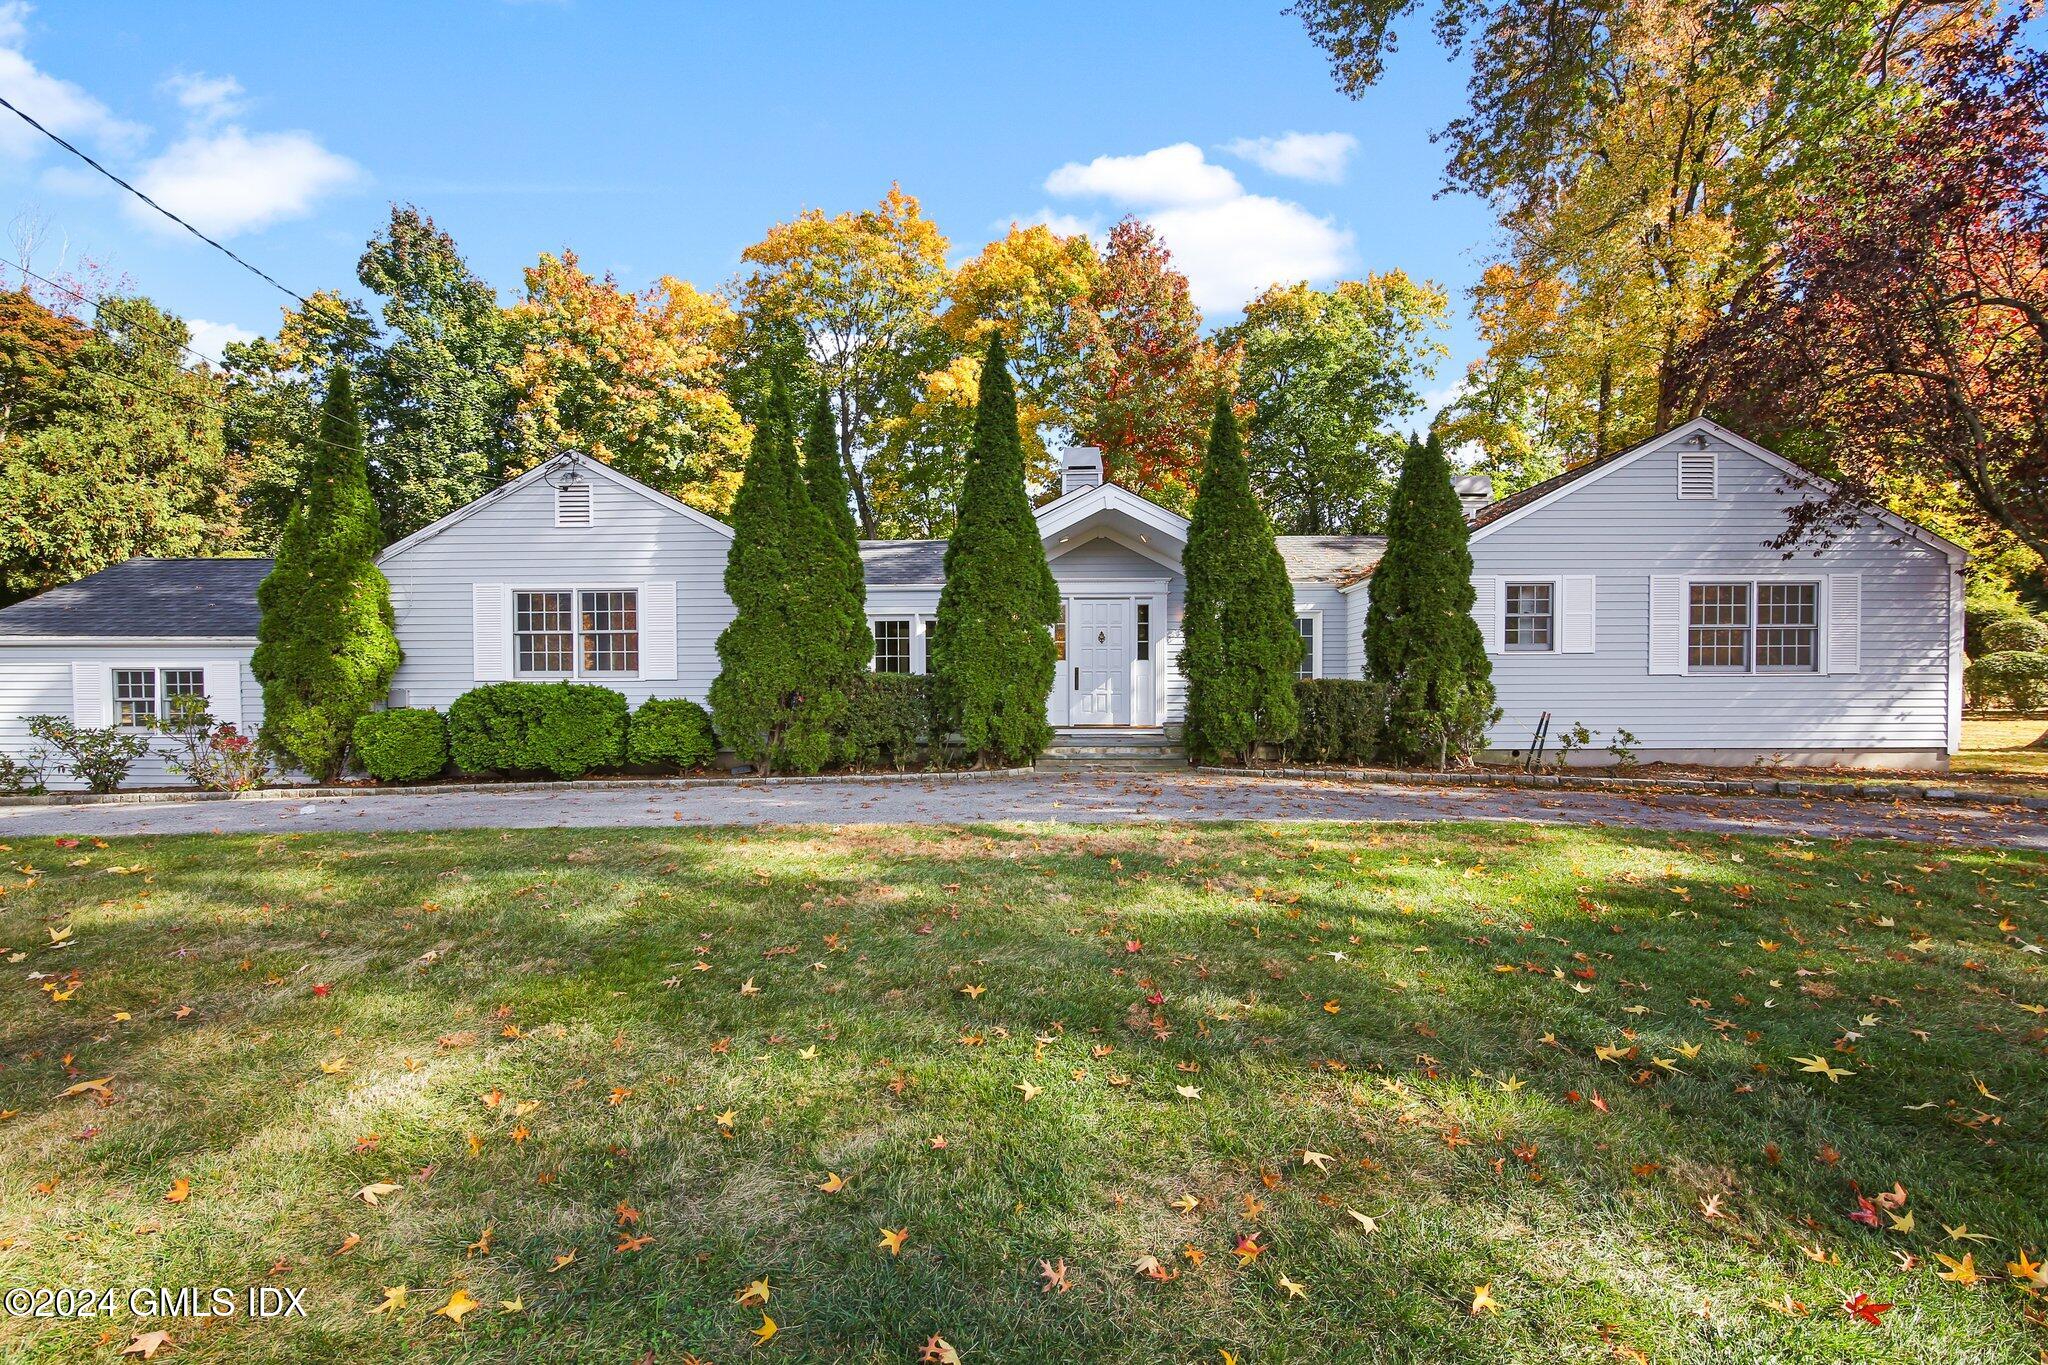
[0, 644, 262, 790]
[377, 462, 735, 711]
[1466, 422, 1964, 768]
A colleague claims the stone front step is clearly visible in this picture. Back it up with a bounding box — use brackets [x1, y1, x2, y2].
[1035, 754, 1187, 773]
[1039, 730, 1187, 771]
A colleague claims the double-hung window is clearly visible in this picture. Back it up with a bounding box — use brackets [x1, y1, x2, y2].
[114, 667, 205, 726]
[514, 589, 638, 677]
[1295, 616, 1316, 680]
[1687, 581, 1816, 673]
[1504, 582, 1554, 651]
[872, 619, 912, 674]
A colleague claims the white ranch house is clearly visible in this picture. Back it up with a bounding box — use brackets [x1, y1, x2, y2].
[0, 419, 1965, 787]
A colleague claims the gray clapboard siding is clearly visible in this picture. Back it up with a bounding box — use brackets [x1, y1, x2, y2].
[0, 645, 261, 790]
[1469, 432, 1958, 757]
[379, 464, 734, 711]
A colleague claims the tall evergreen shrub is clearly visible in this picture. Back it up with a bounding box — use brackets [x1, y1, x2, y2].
[708, 373, 865, 773]
[252, 368, 402, 780]
[1178, 396, 1302, 764]
[1363, 433, 1496, 766]
[929, 336, 1060, 765]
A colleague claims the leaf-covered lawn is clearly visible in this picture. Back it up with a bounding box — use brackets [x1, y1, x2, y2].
[0, 822, 2042, 1363]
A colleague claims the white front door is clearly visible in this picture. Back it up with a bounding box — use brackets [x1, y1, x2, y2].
[1070, 598, 1130, 725]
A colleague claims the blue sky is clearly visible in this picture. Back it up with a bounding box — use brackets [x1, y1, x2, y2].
[0, 1, 1495, 404]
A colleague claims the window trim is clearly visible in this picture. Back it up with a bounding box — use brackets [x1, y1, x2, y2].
[1682, 576, 1823, 676]
[511, 584, 643, 680]
[1501, 577, 1559, 654]
[111, 665, 208, 729]
[1292, 605, 1322, 680]
[870, 616, 914, 675]
[867, 612, 932, 675]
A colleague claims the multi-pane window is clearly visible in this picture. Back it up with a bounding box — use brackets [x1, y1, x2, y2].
[1295, 616, 1315, 679]
[1688, 582, 1818, 673]
[873, 618, 912, 674]
[515, 591, 576, 675]
[1504, 582, 1554, 651]
[114, 667, 206, 726]
[1135, 604, 1150, 661]
[1051, 603, 1066, 661]
[579, 590, 638, 673]
[1688, 583, 1750, 670]
[515, 589, 638, 676]
[1755, 583, 1818, 671]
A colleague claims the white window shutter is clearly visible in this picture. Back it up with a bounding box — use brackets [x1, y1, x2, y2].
[640, 581, 678, 681]
[1560, 575, 1596, 653]
[473, 584, 510, 681]
[1648, 575, 1686, 674]
[71, 662, 109, 727]
[203, 661, 243, 728]
[1470, 575, 1501, 653]
[1826, 573, 1861, 675]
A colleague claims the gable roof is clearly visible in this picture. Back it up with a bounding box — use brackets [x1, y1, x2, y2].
[1465, 418, 1967, 559]
[378, 455, 734, 563]
[860, 540, 946, 586]
[0, 557, 272, 640]
[1277, 535, 1385, 584]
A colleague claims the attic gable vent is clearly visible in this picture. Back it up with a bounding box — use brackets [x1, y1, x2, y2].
[1677, 449, 1718, 499]
[555, 479, 593, 527]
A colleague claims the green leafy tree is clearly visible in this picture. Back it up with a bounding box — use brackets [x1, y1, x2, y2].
[0, 296, 242, 603]
[1221, 276, 1449, 534]
[929, 336, 1060, 765]
[708, 373, 864, 774]
[251, 369, 402, 781]
[0, 287, 86, 441]
[1178, 396, 1302, 764]
[1364, 433, 1496, 767]
[356, 206, 521, 539]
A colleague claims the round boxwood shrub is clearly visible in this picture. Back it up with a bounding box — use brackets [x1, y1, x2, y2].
[448, 682, 629, 779]
[1983, 614, 2048, 654]
[351, 708, 448, 783]
[1965, 650, 2048, 712]
[627, 697, 718, 771]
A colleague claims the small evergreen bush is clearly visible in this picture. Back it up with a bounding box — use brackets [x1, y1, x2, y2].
[1965, 650, 2048, 711]
[448, 682, 628, 778]
[839, 673, 931, 770]
[627, 698, 718, 771]
[1982, 615, 2048, 654]
[352, 708, 449, 783]
[1288, 679, 1384, 764]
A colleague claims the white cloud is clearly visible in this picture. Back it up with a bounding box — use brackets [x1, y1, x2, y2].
[130, 126, 360, 237]
[1044, 142, 1241, 207]
[161, 71, 246, 124]
[1223, 131, 1359, 184]
[0, 4, 147, 162]
[184, 317, 257, 365]
[1034, 142, 1356, 314]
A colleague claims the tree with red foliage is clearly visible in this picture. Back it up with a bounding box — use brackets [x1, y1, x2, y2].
[1066, 220, 1238, 508]
[1690, 24, 2048, 558]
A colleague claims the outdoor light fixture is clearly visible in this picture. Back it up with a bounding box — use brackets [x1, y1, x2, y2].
[544, 450, 587, 489]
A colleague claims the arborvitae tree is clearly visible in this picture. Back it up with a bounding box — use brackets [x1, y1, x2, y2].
[1364, 433, 1496, 766]
[1178, 396, 1302, 764]
[930, 335, 1060, 765]
[803, 390, 862, 561]
[708, 372, 864, 774]
[252, 368, 402, 780]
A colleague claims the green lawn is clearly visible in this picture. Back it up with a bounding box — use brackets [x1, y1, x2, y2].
[1, 823, 2042, 1363]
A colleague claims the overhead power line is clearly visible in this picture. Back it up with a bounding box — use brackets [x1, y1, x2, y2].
[0, 92, 311, 305]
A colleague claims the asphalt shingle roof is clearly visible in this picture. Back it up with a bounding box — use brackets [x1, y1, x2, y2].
[860, 536, 1385, 588]
[0, 558, 272, 639]
[858, 540, 948, 586]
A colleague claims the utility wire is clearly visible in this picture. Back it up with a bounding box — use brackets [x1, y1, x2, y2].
[7, 254, 241, 374]
[0, 93, 310, 305]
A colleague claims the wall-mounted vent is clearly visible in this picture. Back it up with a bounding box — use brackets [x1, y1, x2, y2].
[555, 479, 593, 527]
[1677, 449, 1717, 499]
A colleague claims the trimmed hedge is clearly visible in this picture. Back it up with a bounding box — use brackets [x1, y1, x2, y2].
[448, 682, 628, 779]
[1288, 678, 1385, 764]
[627, 698, 718, 771]
[1965, 650, 2048, 711]
[352, 708, 448, 783]
[840, 673, 931, 770]
[1983, 615, 2048, 654]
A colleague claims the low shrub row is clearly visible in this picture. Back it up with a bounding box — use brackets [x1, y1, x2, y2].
[350, 676, 935, 783]
[1287, 678, 1385, 764]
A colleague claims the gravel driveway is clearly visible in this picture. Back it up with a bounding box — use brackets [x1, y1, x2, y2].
[1, 770, 2042, 849]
